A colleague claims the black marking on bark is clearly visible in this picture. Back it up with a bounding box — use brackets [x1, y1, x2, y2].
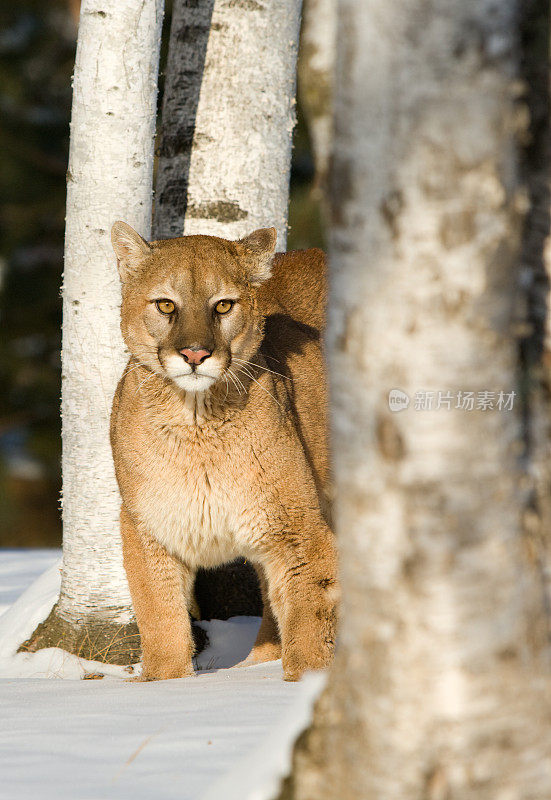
[170, 70, 206, 95]
[225, 0, 264, 9]
[158, 179, 189, 217]
[330, 154, 354, 227]
[380, 190, 404, 239]
[376, 415, 405, 462]
[176, 24, 211, 44]
[187, 201, 249, 223]
[152, 0, 215, 239]
[193, 132, 215, 146]
[439, 209, 475, 249]
[158, 126, 195, 158]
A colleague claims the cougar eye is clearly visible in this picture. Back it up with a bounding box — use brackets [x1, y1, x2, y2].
[215, 299, 234, 315]
[156, 299, 175, 315]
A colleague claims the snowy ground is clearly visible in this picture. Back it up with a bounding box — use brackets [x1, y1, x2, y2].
[0, 550, 323, 800]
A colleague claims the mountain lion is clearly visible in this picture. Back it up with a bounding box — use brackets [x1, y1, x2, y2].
[110, 221, 338, 681]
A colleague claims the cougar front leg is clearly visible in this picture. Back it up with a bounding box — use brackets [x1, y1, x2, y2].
[120, 506, 194, 680]
[261, 518, 339, 681]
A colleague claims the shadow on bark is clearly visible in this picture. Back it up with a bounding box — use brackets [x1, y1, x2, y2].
[153, 0, 216, 238]
[518, 0, 551, 644]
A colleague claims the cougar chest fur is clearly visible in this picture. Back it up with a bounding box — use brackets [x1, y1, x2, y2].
[127, 403, 260, 569]
[137, 439, 235, 569]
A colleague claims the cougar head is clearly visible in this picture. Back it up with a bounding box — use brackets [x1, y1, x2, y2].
[111, 221, 277, 394]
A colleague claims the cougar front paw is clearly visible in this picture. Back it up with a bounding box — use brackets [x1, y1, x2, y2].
[140, 655, 195, 681]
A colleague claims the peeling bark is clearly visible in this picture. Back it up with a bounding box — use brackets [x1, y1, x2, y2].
[278, 1, 551, 797]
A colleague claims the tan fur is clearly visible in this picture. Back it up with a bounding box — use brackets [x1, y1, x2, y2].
[110, 222, 338, 681]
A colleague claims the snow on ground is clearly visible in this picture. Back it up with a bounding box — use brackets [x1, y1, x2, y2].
[0, 550, 323, 800]
[0, 549, 59, 616]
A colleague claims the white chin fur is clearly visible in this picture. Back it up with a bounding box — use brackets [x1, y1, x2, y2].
[163, 353, 221, 393]
[172, 372, 217, 393]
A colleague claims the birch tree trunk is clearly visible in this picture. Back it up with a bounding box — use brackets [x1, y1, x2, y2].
[279, 0, 551, 797]
[152, 0, 302, 620]
[153, 0, 302, 248]
[22, 0, 164, 664]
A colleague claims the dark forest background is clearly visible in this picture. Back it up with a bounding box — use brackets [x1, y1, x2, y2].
[0, 0, 324, 548]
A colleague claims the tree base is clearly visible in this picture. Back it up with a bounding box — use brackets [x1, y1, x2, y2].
[17, 560, 260, 667]
[19, 604, 209, 666]
[19, 604, 142, 664]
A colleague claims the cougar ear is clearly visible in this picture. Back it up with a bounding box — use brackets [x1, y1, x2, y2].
[111, 221, 151, 281]
[238, 227, 277, 286]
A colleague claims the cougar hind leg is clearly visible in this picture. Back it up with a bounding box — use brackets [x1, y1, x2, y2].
[238, 563, 282, 666]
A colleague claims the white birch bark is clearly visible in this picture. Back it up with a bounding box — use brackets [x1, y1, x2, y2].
[23, 0, 164, 661]
[279, 0, 551, 797]
[153, 0, 302, 248]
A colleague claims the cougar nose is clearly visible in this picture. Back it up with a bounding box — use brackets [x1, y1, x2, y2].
[180, 346, 212, 365]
